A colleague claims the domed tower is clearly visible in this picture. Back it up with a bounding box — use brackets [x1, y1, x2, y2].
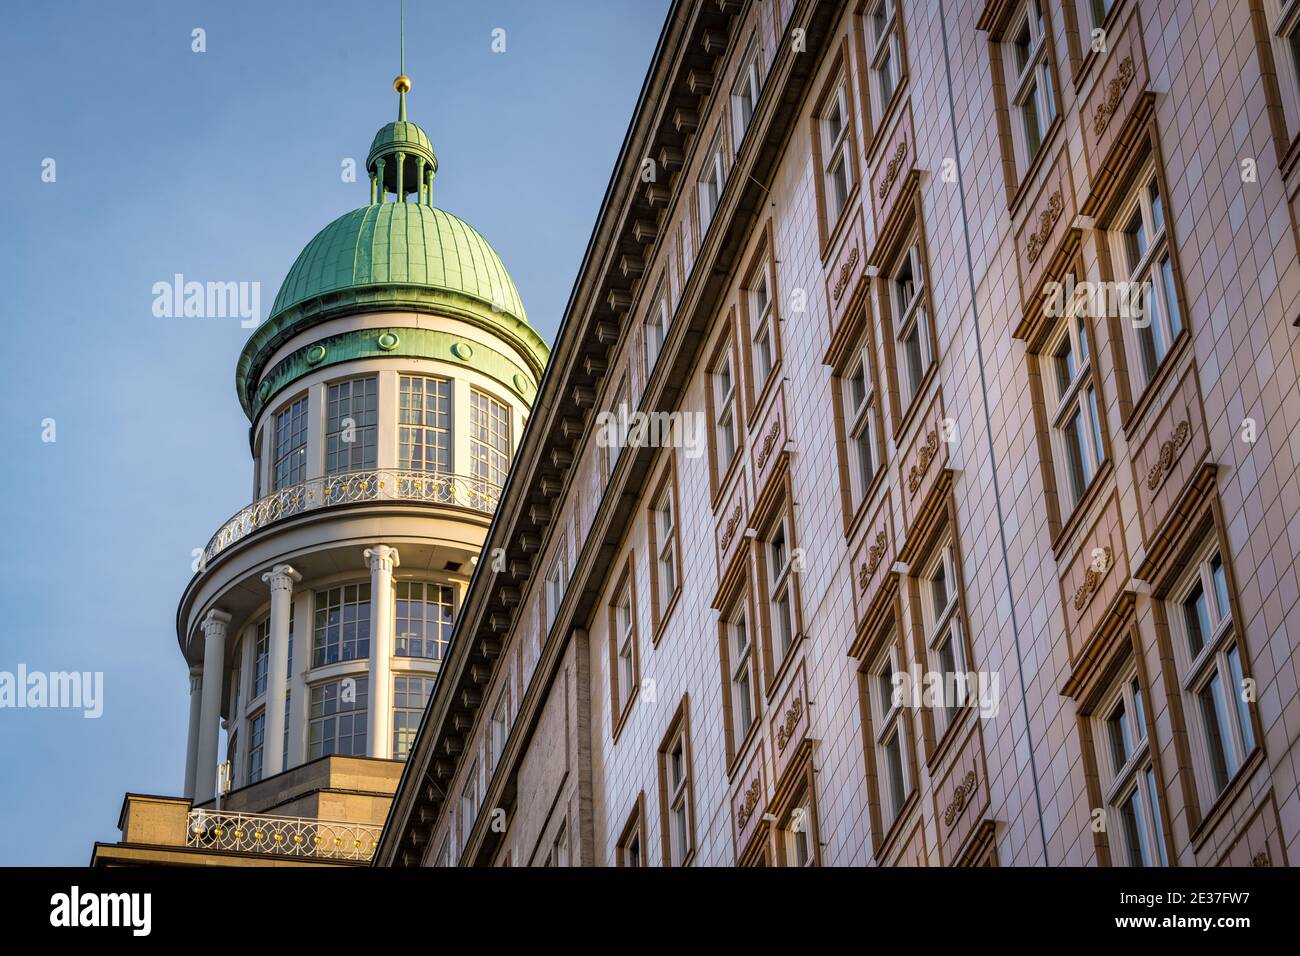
[177, 72, 548, 809]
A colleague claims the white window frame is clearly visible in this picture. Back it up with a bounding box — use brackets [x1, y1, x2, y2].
[460, 763, 479, 847]
[711, 348, 739, 473]
[544, 548, 567, 632]
[489, 688, 510, 773]
[765, 515, 796, 674]
[1266, 0, 1300, 140]
[726, 595, 756, 746]
[866, 0, 902, 122]
[842, 335, 880, 506]
[821, 79, 854, 226]
[272, 394, 309, 490]
[653, 483, 678, 610]
[1170, 543, 1256, 804]
[920, 537, 966, 739]
[748, 259, 777, 393]
[781, 788, 816, 867]
[1093, 665, 1168, 866]
[1002, 0, 1056, 175]
[892, 239, 933, 409]
[698, 130, 728, 237]
[663, 726, 693, 865]
[612, 582, 636, 715]
[731, 39, 763, 148]
[1043, 304, 1104, 513]
[645, 277, 670, 374]
[398, 374, 453, 473]
[1109, 162, 1182, 395]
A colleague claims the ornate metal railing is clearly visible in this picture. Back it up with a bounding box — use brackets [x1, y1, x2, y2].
[204, 469, 500, 562]
[185, 810, 381, 862]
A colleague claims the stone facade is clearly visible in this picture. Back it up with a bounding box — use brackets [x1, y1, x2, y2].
[379, 0, 1300, 867]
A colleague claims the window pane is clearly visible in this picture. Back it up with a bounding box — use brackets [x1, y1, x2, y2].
[1183, 581, 1209, 659]
[1226, 644, 1255, 755]
[1107, 699, 1132, 772]
[1120, 788, 1152, 866]
[1210, 554, 1230, 622]
[1198, 673, 1233, 793]
[1144, 766, 1168, 866]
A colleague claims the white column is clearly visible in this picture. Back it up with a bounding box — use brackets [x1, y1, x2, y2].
[183, 666, 203, 799]
[260, 564, 301, 777]
[364, 545, 400, 758]
[195, 609, 230, 804]
[287, 589, 310, 767]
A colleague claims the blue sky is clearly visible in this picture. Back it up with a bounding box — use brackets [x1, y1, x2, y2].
[0, 0, 667, 866]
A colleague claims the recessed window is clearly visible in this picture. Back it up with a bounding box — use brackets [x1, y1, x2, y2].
[1002, 0, 1056, 175]
[395, 581, 454, 660]
[470, 388, 512, 490]
[460, 763, 479, 847]
[545, 820, 569, 867]
[747, 261, 778, 395]
[1171, 544, 1255, 801]
[722, 591, 757, 757]
[1088, 0, 1114, 30]
[489, 688, 510, 773]
[308, 675, 369, 758]
[606, 376, 630, 480]
[698, 131, 728, 237]
[252, 617, 270, 698]
[1109, 164, 1182, 395]
[398, 375, 452, 472]
[544, 548, 568, 632]
[920, 536, 965, 739]
[763, 515, 797, 675]
[312, 583, 370, 666]
[866, 0, 903, 121]
[1093, 667, 1168, 866]
[325, 376, 378, 475]
[247, 711, 265, 784]
[779, 787, 817, 867]
[273, 395, 308, 490]
[868, 638, 911, 830]
[616, 799, 646, 867]
[609, 576, 638, 722]
[891, 239, 933, 410]
[710, 348, 739, 474]
[842, 335, 881, 507]
[731, 40, 763, 147]
[651, 478, 680, 625]
[645, 278, 670, 373]
[658, 707, 695, 866]
[820, 80, 854, 225]
[392, 675, 435, 760]
[1043, 304, 1104, 513]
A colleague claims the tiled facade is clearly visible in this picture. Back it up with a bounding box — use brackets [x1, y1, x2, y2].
[379, 0, 1300, 867]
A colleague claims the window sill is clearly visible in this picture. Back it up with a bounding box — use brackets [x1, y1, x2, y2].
[710, 448, 744, 514]
[843, 465, 889, 543]
[889, 362, 938, 443]
[747, 358, 784, 431]
[1070, 0, 1128, 93]
[610, 692, 637, 745]
[651, 586, 682, 647]
[819, 182, 863, 265]
[864, 78, 909, 168]
[1007, 114, 1065, 219]
[873, 789, 921, 862]
[925, 705, 973, 774]
[725, 717, 764, 781]
[1119, 328, 1191, 437]
[763, 634, 805, 704]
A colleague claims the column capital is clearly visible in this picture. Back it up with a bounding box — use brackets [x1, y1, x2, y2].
[261, 564, 302, 592]
[200, 608, 231, 638]
[364, 545, 401, 573]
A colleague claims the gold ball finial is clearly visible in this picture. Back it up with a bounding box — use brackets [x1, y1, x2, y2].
[394, 74, 411, 94]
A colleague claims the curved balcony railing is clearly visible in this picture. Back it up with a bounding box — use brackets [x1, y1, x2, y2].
[203, 469, 501, 563]
[186, 810, 380, 862]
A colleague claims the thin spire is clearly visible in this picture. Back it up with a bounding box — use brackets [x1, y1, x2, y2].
[394, 0, 410, 122]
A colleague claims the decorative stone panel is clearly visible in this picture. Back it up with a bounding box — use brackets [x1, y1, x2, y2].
[824, 208, 867, 341]
[1129, 363, 1209, 552]
[749, 383, 789, 510]
[1057, 492, 1130, 664]
[899, 396, 949, 541]
[850, 491, 895, 638]
[713, 477, 750, 602]
[870, 107, 916, 248]
[730, 742, 767, 859]
[1014, 153, 1076, 311]
[932, 722, 990, 866]
[1080, 8, 1151, 191]
[768, 660, 810, 783]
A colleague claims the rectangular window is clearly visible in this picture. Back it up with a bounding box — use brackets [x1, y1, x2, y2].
[616, 799, 646, 867]
[1171, 544, 1255, 803]
[698, 131, 728, 236]
[650, 478, 680, 629]
[866, 0, 902, 121]
[392, 675, 435, 760]
[710, 348, 739, 476]
[544, 547, 567, 632]
[1093, 667, 1168, 866]
[645, 277, 670, 373]
[545, 820, 569, 867]
[398, 375, 452, 472]
[273, 396, 309, 489]
[748, 260, 778, 395]
[308, 676, 369, 758]
[892, 239, 933, 410]
[395, 580, 454, 660]
[1044, 302, 1104, 513]
[764, 515, 796, 676]
[658, 704, 695, 866]
[722, 591, 757, 757]
[868, 638, 911, 831]
[470, 388, 512, 490]
[312, 583, 371, 667]
[609, 568, 638, 727]
[920, 537, 966, 739]
[606, 376, 630, 480]
[821, 79, 854, 225]
[489, 688, 510, 772]
[779, 786, 817, 867]
[325, 376, 378, 474]
[1110, 164, 1182, 395]
[252, 618, 270, 698]
[247, 711, 265, 784]
[731, 40, 762, 147]
[842, 335, 881, 506]
[460, 763, 479, 847]
[1003, 0, 1056, 175]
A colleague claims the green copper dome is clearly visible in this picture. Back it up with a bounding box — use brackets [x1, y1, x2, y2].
[269, 203, 526, 322]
